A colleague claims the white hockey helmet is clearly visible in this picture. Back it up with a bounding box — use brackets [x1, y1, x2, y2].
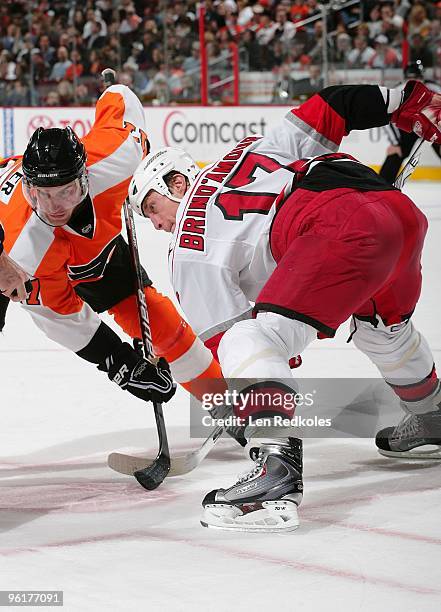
[129, 147, 199, 216]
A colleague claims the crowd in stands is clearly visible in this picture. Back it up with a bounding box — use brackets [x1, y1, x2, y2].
[0, 0, 440, 106]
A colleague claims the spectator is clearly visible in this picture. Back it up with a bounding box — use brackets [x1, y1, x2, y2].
[369, 2, 403, 41]
[407, 4, 431, 39]
[255, 10, 277, 46]
[409, 32, 434, 66]
[290, 0, 309, 26]
[332, 32, 352, 65]
[37, 34, 55, 66]
[150, 47, 164, 74]
[0, 50, 16, 81]
[4, 0, 440, 108]
[143, 18, 159, 36]
[356, 22, 372, 42]
[368, 34, 401, 67]
[428, 19, 441, 59]
[83, 9, 108, 40]
[305, 0, 323, 33]
[31, 48, 50, 82]
[126, 41, 144, 68]
[46, 90, 60, 106]
[241, 29, 262, 70]
[119, 6, 142, 35]
[57, 78, 74, 104]
[65, 49, 84, 82]
[273, 5, 297, 46]
[347, 35, 375, 68]
[50, 46, 72, 81]
[182, 41, 201, 73]
[272, 39, 288, 68]
[85, 49, 105, 77]
[75, 83, 93, 106]
[70, 8, 85, 32]
[307, 20, 333, 64]
[291, 64, 324, 98]
[5, 80, 29, 106]
[236, 0, 253, 27]
[1, 24, 21, 54]
[122, 59, 149, 95]
[85, 21, 107, 50]
[367, 4, 381, 40]
[147, 71, 171, 104]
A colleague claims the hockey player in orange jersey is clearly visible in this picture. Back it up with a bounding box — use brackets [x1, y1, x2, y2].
[0, 81, 222, 406]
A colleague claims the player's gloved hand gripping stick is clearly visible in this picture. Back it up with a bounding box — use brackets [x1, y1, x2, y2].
[392, 79, 441, 189]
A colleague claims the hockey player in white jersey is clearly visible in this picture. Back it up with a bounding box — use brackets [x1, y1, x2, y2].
[129, 80, 441, 531]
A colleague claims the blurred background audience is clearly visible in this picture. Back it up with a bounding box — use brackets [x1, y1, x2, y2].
[0, 0, 440, 106]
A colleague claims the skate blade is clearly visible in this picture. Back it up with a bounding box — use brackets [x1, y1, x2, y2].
[200, 500, 300, 533]
[378, 445, 441, 460]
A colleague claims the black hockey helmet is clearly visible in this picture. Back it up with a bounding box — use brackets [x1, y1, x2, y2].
[22, 126, 87, 187]
[404, 61, 424, 80]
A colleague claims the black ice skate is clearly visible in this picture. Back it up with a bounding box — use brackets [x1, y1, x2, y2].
[376, 405, 441, 459]
[201, 438, 303, 532]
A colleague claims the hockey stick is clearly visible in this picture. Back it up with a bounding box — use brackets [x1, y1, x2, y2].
[101, 67, 170, 489]
[101, 68, 225, 481]
[122, 198, 171, 490]
[108, 424, 224, 477]
[393, 137, 425, 190]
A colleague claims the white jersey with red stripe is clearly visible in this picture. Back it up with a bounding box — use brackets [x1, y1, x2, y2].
[0, 84, 148, 352]
[169, 84, 397, 347]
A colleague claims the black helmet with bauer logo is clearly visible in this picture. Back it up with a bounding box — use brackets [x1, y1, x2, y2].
[22, 126, 87, 187]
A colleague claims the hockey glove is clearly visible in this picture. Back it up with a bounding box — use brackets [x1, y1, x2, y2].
[0, 293, 9, 332]
[99, 342, 176, 404]
[392, 80, 441, 143]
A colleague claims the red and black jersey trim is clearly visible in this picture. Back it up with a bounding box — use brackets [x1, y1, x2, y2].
[253, 302, 336, 337]
[387, 365, 440, 402]
[284, 153, 396, 193]
[299, 159, 396, 193]
[289, 85, 390, 149]
[0, 223, 4, 255]
[318, 85, 390, 134]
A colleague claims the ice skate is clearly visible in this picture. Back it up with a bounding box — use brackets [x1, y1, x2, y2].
[201, 438, 303, 532]
[376, 403, 441, 459]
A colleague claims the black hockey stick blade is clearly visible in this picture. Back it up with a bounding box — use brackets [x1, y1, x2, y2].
[134, 453, 170, 490]
[133, 400, 170, 490]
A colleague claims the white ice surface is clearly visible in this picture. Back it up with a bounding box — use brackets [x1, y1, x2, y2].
[1, 183, 441, 612]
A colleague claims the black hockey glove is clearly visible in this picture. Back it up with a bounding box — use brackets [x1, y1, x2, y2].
[0, 293, 9, 332]
[99, 342, 176, 404]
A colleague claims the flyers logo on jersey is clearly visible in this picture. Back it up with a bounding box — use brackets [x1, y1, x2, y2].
[67, 236, 118, 282]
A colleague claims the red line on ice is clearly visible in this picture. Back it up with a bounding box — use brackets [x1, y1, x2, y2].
[0, 529, 438, 596]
